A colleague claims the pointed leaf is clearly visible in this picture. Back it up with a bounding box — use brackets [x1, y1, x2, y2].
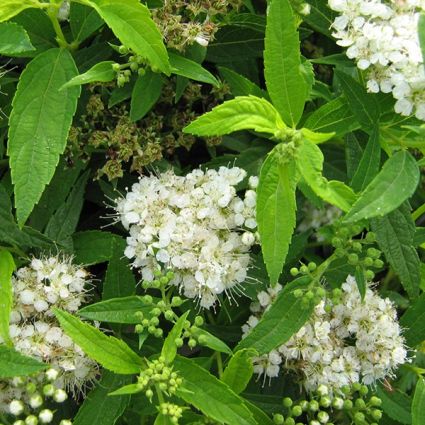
[0, 250, 16, 346]
[0, 345, 47, 378]
[0, 22, 34, 55]
[0, 0, 40, 22]
[264, 0, 308, 126]
[61, 61, 116, 89]
[8, 48, 81, 225]
[169, 53, 219, 86]
[222, 349, 256, 394]
[70, 2, 104, 43]
[162, 311, 190, 365]
[344, 151, 420, 223]
[413, 379, 425, 425]
[401, 292, 425, 346]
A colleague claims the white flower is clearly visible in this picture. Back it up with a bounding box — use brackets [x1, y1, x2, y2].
[39, 409, 54, 424]
[115, 167, 257, 308]
[9, 400, 24, 416]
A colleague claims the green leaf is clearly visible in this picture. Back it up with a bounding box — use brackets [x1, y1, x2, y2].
[54, 308, 143, 374]
[0, 22, 34, 55]
[79, 296, 155, 324]
[162, 311, 190, 365]
[304, 96, 359, 137]
[74, 371, 131, 425]
[418, 15, 425, 64]
[8, 48, 81, 226]
[257, 145, 298, 284]
[184, 96, 286, 137]
[376, 386, 412, 424]
[79, 0, 170, 74]
[174, 356, 256, 425]
[192, 328, 233, 355]
[222, 349, 256, 394]
[400, 292, 425, 346]
[413, 379, 425, 425]
[108, 383, 142, 396]
[44, 171, 89, 248]
[350, 126, 381, 192]
[218, 66, 267, 98]
[70, 2, 104, 43]
[0, 345, 47, 378]
[61, 61, 116, 89]
[0, 0, 40, 22]
[102, 238, 136, 300]
[236, 277, 314, 354]
[335, 70, 380, 131]
[130, 70, 164, 121]
[154, 414, 174, 425]
[72, 231, 126, 265]
[344, 151, 420, 223]
[0, 250, 16, 346]
[354, 266, 366, 300]
[372, 202, 420, 299]
[264, 0, 308, 126]
[169, 52, 219, 86]
[301, 127, 335, 144]
[296, 139, 356, 212]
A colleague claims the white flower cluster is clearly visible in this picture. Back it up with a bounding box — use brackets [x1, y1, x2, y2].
[116, 167, 258, 308]
[329, 0, 425, 119]
[242, 275, 407, 390]
[0, 256, 98, 391]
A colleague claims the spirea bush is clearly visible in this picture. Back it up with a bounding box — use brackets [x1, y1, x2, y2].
[0, 1, 424, 424]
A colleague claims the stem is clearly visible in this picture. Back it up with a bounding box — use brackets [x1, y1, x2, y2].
[155, 384, 165, 404]
[412, 202, 425, 221]
[215, 352, 224, 378]
[46, 4, 70, 49]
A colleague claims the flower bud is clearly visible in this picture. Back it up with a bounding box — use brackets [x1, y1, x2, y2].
[38, 410, 53, 424]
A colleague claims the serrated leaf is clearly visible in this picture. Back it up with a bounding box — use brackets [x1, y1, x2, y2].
[184, 95, 285, 137]
[376, 386, 412, 424]
[70, 2, 104, 43]
[413, 378, 425, 425]
[169, 53, 219, 86]
[61, 61, 116, 89]
[236, 277, 314, 354]
[79, 296, 155, 324]
[0, 22, 34, 55]
[74, 371, 131, 425]
[264, 0, 308, 126]
[8, 48, 81, 226]
[130, 70, 164, 121]
[222, 349, 256, 394]
[72, 231, 126, 265]
[400, 292, 425, 346]
[218, 66, 267, 98]
[296, 139, 356, 212]
[54, 309, 143, 374]
[162, 311, 190, 365]
[257, 145, 298, 284]
[102, 238, 136, 300]
[0, 0, 40, 22]
[350, 126, 381, 192]
[335, 70, 380, 131]
[344, 150, 420, 223]
[0, 250, 16, 346]
[193, 328, 233, 355]
[372, 202, 420, 299]
[79, 0, 170, 74]
[0, 345, 47, 378]
[175, 356, 256, 425]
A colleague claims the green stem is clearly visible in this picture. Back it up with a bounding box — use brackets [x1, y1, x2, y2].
[155, 383, 165, 404]
[46, 4, 70, 49]
[215, 352, 224, 378]
[412, 202, 425, 221]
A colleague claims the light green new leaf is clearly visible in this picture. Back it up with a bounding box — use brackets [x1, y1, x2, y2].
[8, 48, 81, 226]
[162, 311, 190, 365]
[184, 96, 285, 137]
[301, 127, 335, 144]
[257, 145, 298, 284]
[175, 356, 256, 425]
[372, 202, 420, 299]
[108, 384, 143, 396]
[0, 22, 34, 55]
[61, 61, 116, 89]
[401, 293, 425, 346]
[296, 139, 356, 212]
[73, 371, 131, 425]
[70, 3, 104, 44]
[0, 250, 16, 346]
[418, 15, 425, 64]
[79, 0, 170, 74]
[0, 0, 40, 22]
[130, 70, 164, 121]
[344, 150, 420, 223]
[222, 349, 256, 394]
[236, 277, 315, 354]
[264, 0, 308, 127]
[54, 309, 143, 374]
[0, 345, 47, 378]
[79, 296, 155, 324]
[413, 379, 425, 425]
[169, 52, 219, 86]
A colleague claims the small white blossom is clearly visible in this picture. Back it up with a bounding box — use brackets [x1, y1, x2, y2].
[9, 400, 24, 416]
[39, 409, 54, 424]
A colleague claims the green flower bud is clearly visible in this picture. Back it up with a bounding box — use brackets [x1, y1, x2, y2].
[371, 409, 382, 420]
[150, 317, 159, 326]
[145, 389, 153, 399]
[319, 396, 331, 408]
[283, 397, 293, 408]
[164, 310, 174, 321]
[129, 62, 139, 72]
[353, 412, 365, 423]
[343, 399, 353, 410]
[154, 270, 162, 278]
[43, 384, 55, 397]
[194, 316, 204, 326]
[332, 397, 344, 409]
[154, 328, 163, 338]
[188, 338, 197, 348]
[348, 253, 359, 265]
[160, 276, 168, 285]
[26, 382, 37, 394]
[138, 67, 146, 76]
[332, 237, 343, 248]
[365, 269, 375, 280]
[142, 280, 151, 289]
[317, 411, 329, 424]
[198, 335, 207, 345]
[290, 267, 299, 277]
[118, 45, 128, 54]
[143, 295, 153, 304]
[300, 265, 308, 274]
[25, 416, 38, 425]
[151, 308, 161, 317]
[315, 287, 326, 298]
[175, 338, 184, 347]
[293, 289, 303, 298]
[373, 259, 384, 268]
[363, 257, 374, 266]
[308, 400, 319, 412]
[355, 398, 366, 410]
[135, 324, 144, 334]
[273, 414, 284, 425]
[367, 248, 380, 258]
[152, 280, 161, 289]
[308, 262, 317, 271]
[352, 242, 362, 252]
[369, 396, 382, 407]
[305, 290, 314, 300]
[299, 400, 308, 411]
[365, 232, 376, 242]
[292, 405, 302, 417]
[335, 247, 345, 258]
[148, 326, 156, 334]
[284, 418, 295, 425]
[359, 385, 368, 396]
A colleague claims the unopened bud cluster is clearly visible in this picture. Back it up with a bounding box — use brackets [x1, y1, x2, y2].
[158, 402, 183, 424]
[1, 368, 73, 424]
[273, 384, 383, 425]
